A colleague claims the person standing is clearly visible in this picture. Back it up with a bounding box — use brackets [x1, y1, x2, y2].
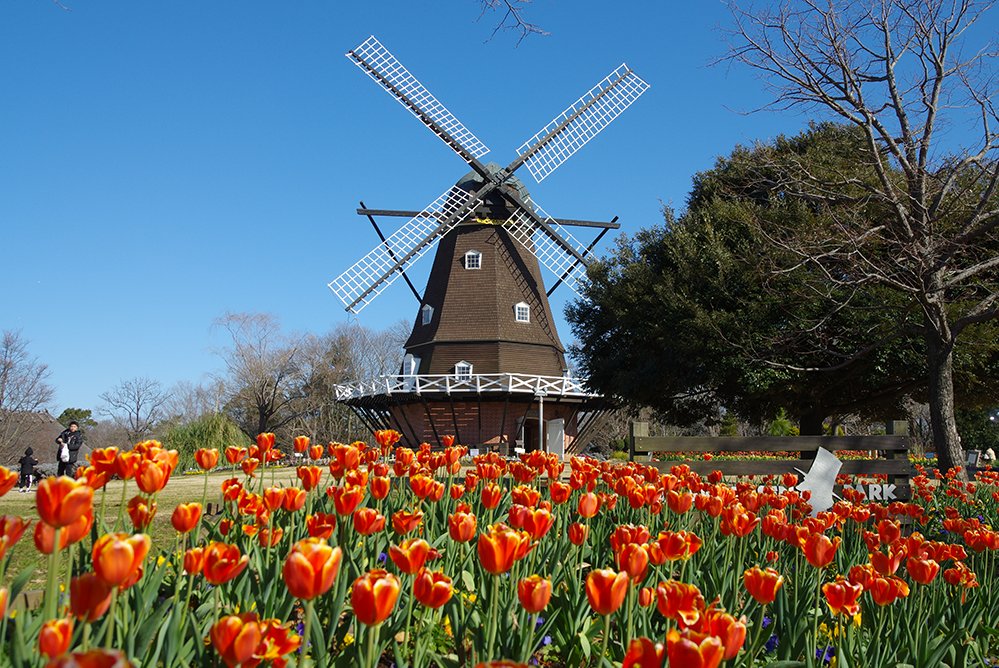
[55, 420, 84, 477]
[18, 447, 38, 490]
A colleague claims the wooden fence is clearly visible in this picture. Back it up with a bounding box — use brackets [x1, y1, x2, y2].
[628, 421, 915, 501]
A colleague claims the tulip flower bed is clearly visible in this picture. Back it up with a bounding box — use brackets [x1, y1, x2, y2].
[0, 432, 997, 668]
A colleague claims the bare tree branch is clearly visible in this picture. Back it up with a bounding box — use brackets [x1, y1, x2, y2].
[478, 0, 549, 44]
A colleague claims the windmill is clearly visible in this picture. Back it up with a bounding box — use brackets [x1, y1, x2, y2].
[330, 36, 649, 453]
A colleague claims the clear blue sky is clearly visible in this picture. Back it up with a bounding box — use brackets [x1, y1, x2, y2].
[2, 1, 804, 414]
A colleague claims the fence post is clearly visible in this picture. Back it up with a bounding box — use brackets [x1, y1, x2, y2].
[884, 419, 909, 500]
[629, 421, 649, 462]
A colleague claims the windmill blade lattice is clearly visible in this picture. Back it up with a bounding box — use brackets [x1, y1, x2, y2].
[347, 36, 490, 162]
[329, 186, 478, 313]
[516, 64, 650, 183]
[504, 202, 590, 296]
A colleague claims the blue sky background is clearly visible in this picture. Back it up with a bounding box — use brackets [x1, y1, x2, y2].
[2, 1, 815, 413]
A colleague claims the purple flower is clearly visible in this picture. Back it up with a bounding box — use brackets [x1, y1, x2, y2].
[816, 645, 835, 664]
[378, 552, 387, 563]
[764, 634, 778, 653]
[542, 635, 552, 646]
[536, 616, 545, 628]
[762, 615, 773, 629]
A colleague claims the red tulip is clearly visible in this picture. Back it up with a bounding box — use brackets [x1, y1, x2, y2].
[391, 509, 424, 535]
[413, 567, 453, 609]
[195, 448, 220, 470]
[69, 573, 113, 621]
[389, 538, 431, 575]
[203, 542, 249, 585]
[665, 628, 724, 668]
[351, 569, 401, 626]
[283, 538, 343, 600]
[184, 547, 205, 575]
[92, 533, 150, 588]
[802, 532, 840, 568]
[211, 614, 262, 668]
[623, 637, 665, 668]
[585, 569, 628, 615]
[568, 522, 589, 546]
[743, 566, 784, 605]
[39, 618, 74, 658]
[823, 577, 864, 616]
[448, 511, 477, 543]
[353, 508, 386, 535]
[577, 492, 600, 518]
[282, 487, 307, 512]
[171, 503, 202, 534]
[305, 513, 336, 539]
[517, 575, 552, 613]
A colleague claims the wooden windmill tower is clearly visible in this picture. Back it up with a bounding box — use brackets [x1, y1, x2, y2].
[330, 36, 648, 453]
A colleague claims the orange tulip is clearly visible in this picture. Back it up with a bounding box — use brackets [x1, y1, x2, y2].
[331, 485, 365, 516]
[743, 566, 784, 605]
[69, 573, 113, 621]
[203, 542, 250, 585]
[184, 547, 205, 575]
[37, 476, 94, 529]
[665, 628, 724, 668]
[283, 538, 343, 600]
[351, 569, 401, 626]
[448, 511, 477, 543]
[282, 487, 307, 513]
[257, 527, 283, 548]
[92, 533, 150, 588]
[241, 458, 260, 477]
[136, 459, 170, 494]
[0, 515, 31, 560]
[623, 637, 665, 668]
[296, 466, 322, 492]
[369, 475, 391, 500]
[655, 580, 706, 627]
[413, 567, 453, 609]
[478, 524, 527, 575]
[0, 467, 18, 497]
[123, 495, 155, 531]
[88, 447, 120, 474]
[260, 487, 284, 513]
[517, 575, 551, 613]
[46, 649, 133, 667]
[802, 532, 840, 568]
[389, 538, 431, 575]
[306, 513, 336, 539]
[256, 618, 302, 664]
[822, 577, 864, 616]
[171, 503, 202, 534]
[34, 513, 92, 555]
[39, 618, 74, 658]
[549, 481, 571, 505]
[195, 448, 220, 470]
[701, 607, 747, 660]
[114, 451, 141, 480]
[211, 613, 263, 668]
[638, 587, 655, 607]
[869, 575, 910, 606]
[256, 432, 276, 454]
[353, 508, 386, 535]
[906, 556, 940, 585]
[523, 507, 555, 540]
[618, 543, 651, 582]
[481, 482, 503, 509]
[0, 587, 7, 618]
[374, 429, 401, 456]
[225, 447, 247, 465]
[568, 522, 589, 546]
[667, 489, 693, 514]
[585, 569, 629, 615]
[391, 509, 424, 535]
[293, 435, 310, 454]
[577, 492, 600, 518]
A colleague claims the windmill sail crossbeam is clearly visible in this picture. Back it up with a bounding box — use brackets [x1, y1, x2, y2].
[505, 205, 589, 296]
[348, 36, 490, 161]
[516, 64, 650, 183]
[329, 186, 477, 313]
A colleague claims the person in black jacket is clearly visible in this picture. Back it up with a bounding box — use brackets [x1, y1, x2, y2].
[18, 447, 38, 490]
[55, 421, 84, 477]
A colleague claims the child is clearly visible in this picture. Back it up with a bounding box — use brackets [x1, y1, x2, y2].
[18, 447, 38, 490]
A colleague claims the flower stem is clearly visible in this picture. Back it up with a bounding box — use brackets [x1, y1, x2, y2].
[597, 614, 611, 667]
[485, 574, 500, 661]
[298, 599, 314, 668]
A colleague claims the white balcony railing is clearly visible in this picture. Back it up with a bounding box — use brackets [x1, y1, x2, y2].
[335, 373, 599, 401]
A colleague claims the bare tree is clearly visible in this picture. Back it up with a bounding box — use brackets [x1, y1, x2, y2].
[215, 313, 310, 438]
[163, 379, 227, 424]
[478, 0, 549, 43]
[723, 0, 999, 473]
[99, 377, 170, 443]
[0, 330, 55, 453]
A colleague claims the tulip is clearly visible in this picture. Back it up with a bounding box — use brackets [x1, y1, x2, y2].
[39, 618, 74, 658]
[282, 487, 307, 512]
[638, 587, 654, 607]
[389, 538, 431, 575]
[0, 587, 7, 618]
[203, 542, 250, 585]
[114, 451, 141, 480]
[305, 513, 337, 539]
[623, 637, 665, 668]
[296, 466, 322, 492]
[617, 543, 650, 582]
[37, 476, 94, 529]
[906, 556, 940, 585]
[69, 573, 113, 621]
[0, 515, 30, 560]
[869, 576, 910, 606]
[283, 538, 343, 600]
[123, 496, 155, 531]
[195, 448, 220, 470]
[0, 467, 18, 497]
[517, 575, 552, 613]
[667, 489, 693, 514]
[46, 649, 133, 667]
[448, 511, 477, 543]
[257, 527, 283, 548]
[802, 532, 840, 568]
[241, 458, 260, 477]
[568, 522, 589, 546]
[413, 567, 453, 609]
[353, 508, 386, 535]
[666, 628, 724, 668]
[549, 481, 571, 504]
[577, 492, 600, 518]
[822, 577, 864, 616]
[478, 524, 527, 575]
[374, 429, 401, 455]
[135, 459, 170, 494]
[481, 482, 503, 509]
[870, 546, 905, 576]
[263, 487, 286, 512]
[369, 475, 391, 501]
[701, 607, 747, 660]
[655, 580, 706, 627]
[331, 485, 365, 516]
[522, 507, 555, 540]
[351, 569, 401, 626]
[92, 533, 150, 588]
[184, 547, 205, 575]
[743, 566, 784, 605]
[586, 569, 629, 615]
[391, 509, 424, 535]
[171, 503, 202, 534]
[293, 435, 310, 453]
[211, 614, 263, 668]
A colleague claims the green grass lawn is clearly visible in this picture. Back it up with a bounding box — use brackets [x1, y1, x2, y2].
[0, 466, 302, 590]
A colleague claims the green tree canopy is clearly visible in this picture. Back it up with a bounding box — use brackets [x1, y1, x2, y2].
[56, 407, 97, 429]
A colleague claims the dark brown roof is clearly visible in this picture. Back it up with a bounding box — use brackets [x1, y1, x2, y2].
[404, 223, 568, 376]
[0, 411, 67, 468]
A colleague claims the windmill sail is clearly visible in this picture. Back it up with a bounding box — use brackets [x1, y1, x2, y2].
[329, 186, 478, 313]
[347, 36, 490, 163]
[516, 64, 650, 183]
[503, 202, 590, 296]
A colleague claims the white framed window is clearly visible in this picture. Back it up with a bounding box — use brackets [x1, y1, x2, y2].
[464, 250, 482, 270]
[454, 360, 473, 380]
[421, 304, 433, 325]
[515, 302, 530, 323]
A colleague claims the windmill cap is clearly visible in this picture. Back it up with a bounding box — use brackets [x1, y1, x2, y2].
[455, 162, 531, 203]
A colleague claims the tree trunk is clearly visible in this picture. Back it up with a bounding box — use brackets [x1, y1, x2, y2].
[925, 325, 964, 477]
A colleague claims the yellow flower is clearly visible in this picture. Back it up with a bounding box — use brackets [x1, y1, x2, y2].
[852, 612, 862, 628]
[443, 616, 453, 637]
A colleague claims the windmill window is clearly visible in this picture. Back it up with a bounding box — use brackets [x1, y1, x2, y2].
[464, 250, 482, 270]
[421, 304, 433, 325]
[454, 360, 473, 380]
[515, 302, 530, 323]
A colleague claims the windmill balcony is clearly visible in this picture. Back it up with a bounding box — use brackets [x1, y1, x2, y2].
[334, 372, 598, 401]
